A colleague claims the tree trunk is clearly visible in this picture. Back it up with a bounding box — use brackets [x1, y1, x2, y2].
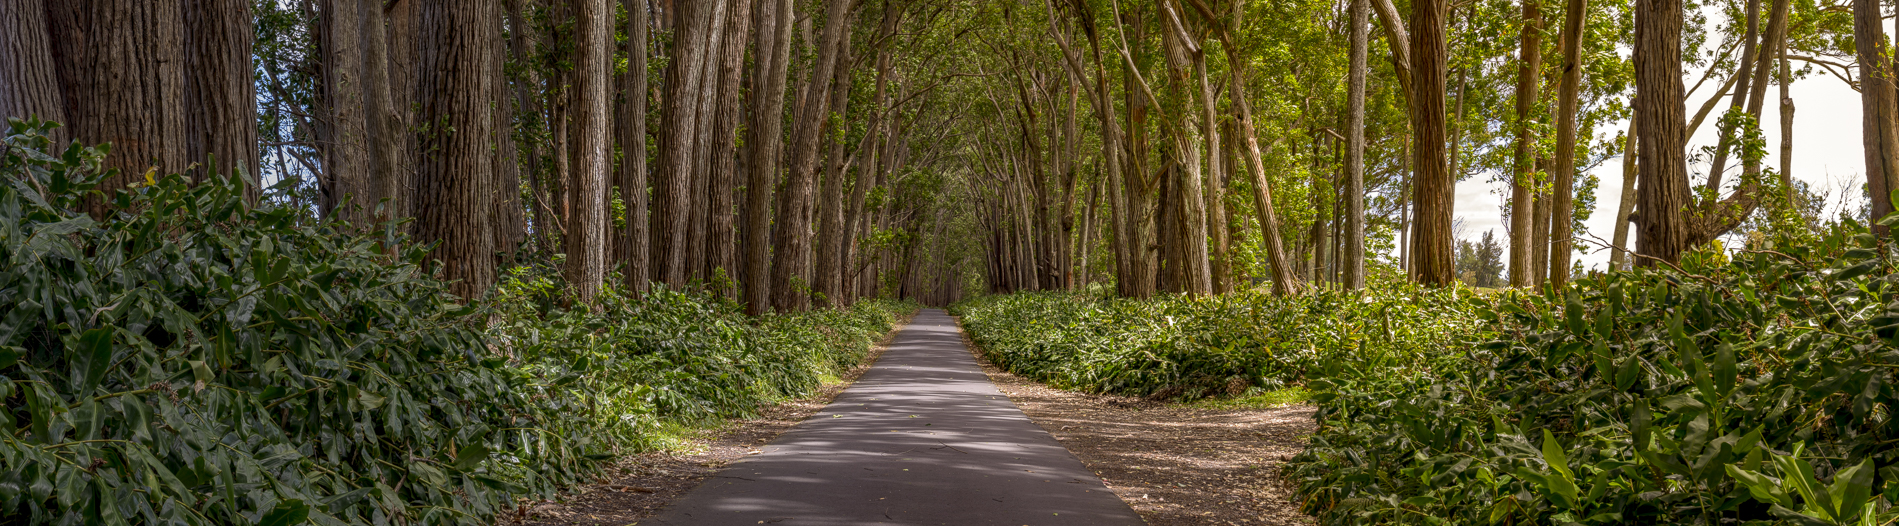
[1548, 0, 1587, 287]
[1609, 125, 1638, 270]
[706, 0, 754, 297]
[489, 9, 524, 258]
[1703, 0, 1761, 200]
[564, 0, 612, 305]
[773, 0, 855, 312]
[1741, 0, 1790, 188]
[1632, 0, 1692, 264]
[1855, 0, 1899, 232]
[1778, 40, 1794, 197]
[1159, 0, 1212, 295]
[617, 0, 651, 294]
[361, 0, 403, 220]
[1408, 0, 1453, 285]
[1343, 0, 1369, 290]
[413, 0, 500, 298]
[687, 0, 735, 283]
[321, 0, 371, 224]
[654, 0, 719, 287]
[1508, 0, 1543, 287]
[814, 43, 855, 306]
[0, 0, 67, 144]
[745, 0, 795, 313]
[45, 0, 187, 215]
[185, 0, 259, 197]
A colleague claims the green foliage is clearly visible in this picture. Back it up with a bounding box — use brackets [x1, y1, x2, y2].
[1290, 218, 1899, 525]
[489, 272, 918, 448]
[951, 280, 1488, 401]
[0, 120, 607, 525]
[0, 120, 917, 525]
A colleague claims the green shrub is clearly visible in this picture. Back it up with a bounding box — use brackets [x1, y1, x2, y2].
[952, 279, 1487, 400]
[0, 119, 917, 526]
[1290, 223, 1899, 524]
[0, 120, 609, 525]
[489, 274, 917, 448]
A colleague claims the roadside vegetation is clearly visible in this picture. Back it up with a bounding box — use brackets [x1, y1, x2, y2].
[0, 124, 913, 525]
[959, 218, 1899, 525]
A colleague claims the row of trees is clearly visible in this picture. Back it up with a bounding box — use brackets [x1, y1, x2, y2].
[0, 0, 1881, 304]
[0, 0, 977, 311]
[960, 0, 1865, 298]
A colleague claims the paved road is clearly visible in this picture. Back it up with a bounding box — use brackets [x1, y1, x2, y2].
[645, 309, 1144, 526]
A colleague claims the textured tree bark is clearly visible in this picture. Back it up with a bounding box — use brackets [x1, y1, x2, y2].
[1633, 0, 1692, 264]
[1855, 0, 1899, 234]
[686, 0, 735, 283]
[413, 0, 500, 298]
[618, 0, 652, 295]
[654, 0, 718, 287]
[773, 0, 855, 312]
[1531, 157, 1551, 280]
[185, 0, 259, 198]
[321, 0, 371, 224]
[1366, 0, 1413, 100]
[814, 43, 855, 305]
[1408, 0, 1453, 285]
[705, 0, 755, 298]
[564, 0, 612, 305]
[1150, 1, 1210, 295]
[1610, 126, 1638, 270]
[744, 0, 795, 314]
[44, 0, 187, 216]
[1343, 0, 1369, 290]
[1549, 0, 1587, 287]
[1508, 0, 1543, 287]
[362, 0, 404, 220]
[0, 0, 67, 143]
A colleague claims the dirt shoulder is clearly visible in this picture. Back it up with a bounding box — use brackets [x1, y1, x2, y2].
[959, 329, 1318, 526]
[509, 315, 914, 526]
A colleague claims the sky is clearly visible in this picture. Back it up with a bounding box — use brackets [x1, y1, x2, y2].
[1450, 45, 1867, 272]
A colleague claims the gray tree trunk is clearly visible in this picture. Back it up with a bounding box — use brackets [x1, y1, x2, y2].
[413, 0, 500, 297]
[744, 0, 795, 314]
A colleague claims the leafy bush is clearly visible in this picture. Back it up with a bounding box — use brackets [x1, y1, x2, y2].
[951, 280, 1487, 400]
[0, 120, 611, 525]
[1289, 222, 1899, 525]
[0, 120, 917, 526]
[489, 273, 916, 448]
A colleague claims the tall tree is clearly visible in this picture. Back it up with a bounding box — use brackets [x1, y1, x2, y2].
[706, 0, 756, 297]
[617, 0, 652, 294]
[1507, 0, 1543, 286]
[1342, 0, 1369, 290]
[413, 0, 500, 298]
[185, 0, 260, 197]
[566, 0, 613, 304]
[1408, 0, 1453, 285]
[1853, 0, 1899, 232]
[654, 0, 721, 287]
[320, 0, 371, 223]
[745, 0, 796, 314]
[44, 0, 188, 216]
[1158, 0, 1212, 295]
[1632, 0, 1691, 264]
[363, 0, 405, 220]
[773, 0, 856, 312]
[1548, 0, 1587, 287]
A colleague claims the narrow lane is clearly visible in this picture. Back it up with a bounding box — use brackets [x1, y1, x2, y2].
[645, 309, 1145, 526]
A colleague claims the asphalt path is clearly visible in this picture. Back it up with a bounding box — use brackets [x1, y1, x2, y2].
[644, 309, 1145, 526]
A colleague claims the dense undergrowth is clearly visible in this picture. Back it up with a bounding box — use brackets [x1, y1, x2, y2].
[1287, 222, 1899, 525]
[951, 279, 1489, 401]
[0, 121, 914, 525]
[958, 226, 1899, 524]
